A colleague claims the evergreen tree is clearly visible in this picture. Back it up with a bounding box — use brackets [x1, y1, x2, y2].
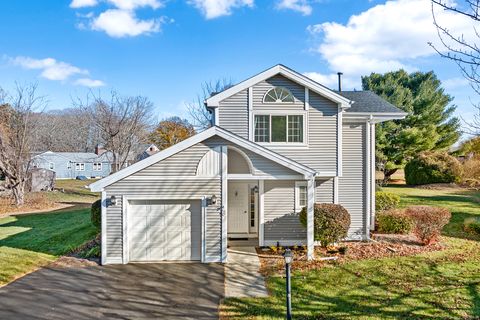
[362, 70, 460, 182]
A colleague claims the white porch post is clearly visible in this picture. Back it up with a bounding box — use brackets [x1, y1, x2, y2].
[221, 145, 228, 262]
[307, 177, 315, 260]
[101, 191, 107, 265]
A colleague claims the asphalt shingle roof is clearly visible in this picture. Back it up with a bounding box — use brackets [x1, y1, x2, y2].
[338, 91, 406, 114]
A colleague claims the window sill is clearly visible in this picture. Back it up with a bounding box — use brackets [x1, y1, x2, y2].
[255, 142, 308, 148]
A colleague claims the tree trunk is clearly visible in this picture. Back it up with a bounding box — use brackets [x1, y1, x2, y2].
[382, 168, 398, 184]
[11, 181, 25, 206]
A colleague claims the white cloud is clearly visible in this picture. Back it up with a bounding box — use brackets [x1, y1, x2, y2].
[91, 9, 162, 37]
[188, 0, 254, 19]
[11, 56, 88, 81]
[307, 0, 477, 88]
[303, 71, 360, 90]
[106, 0, 163, 10]
[70, 0, 98, 8]
[75, 78, 106, 87]
[276, 0, 312, 15]
[442, 77, 470, 90]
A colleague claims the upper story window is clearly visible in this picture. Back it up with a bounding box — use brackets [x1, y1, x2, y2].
[93, 163, 102, 171]
[254, 114, 304, 143]
[75, 163, 85, 171]
[263, 87, 294, 103]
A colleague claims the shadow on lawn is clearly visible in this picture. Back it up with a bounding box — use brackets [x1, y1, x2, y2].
[0, 205, 97, 256]
[223, 258, 480, 319]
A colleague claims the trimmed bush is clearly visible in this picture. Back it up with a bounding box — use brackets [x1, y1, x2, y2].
[464, 218, 480, 235]
[91, 199, 101, 231]
[376, 209, 413, 234]
[299, 203, 351, 247]
[404, 151, 463, 185]
[376, 191, 400, 211]
[405, 206, 451, 245]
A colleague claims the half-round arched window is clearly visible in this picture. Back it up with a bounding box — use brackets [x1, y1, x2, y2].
[263, 87, 294, 103]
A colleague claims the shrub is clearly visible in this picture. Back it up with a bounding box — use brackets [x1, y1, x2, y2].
[376, 191, 400, 211]
[464, 217, 480, 235]
[404, 151, 463, 185]
[299, 203, 351, 247]
[376, 209, 413, 234]
[91, 199, 101, 231]
[405, 206, 451, 245]
[462, 156, 480, 187]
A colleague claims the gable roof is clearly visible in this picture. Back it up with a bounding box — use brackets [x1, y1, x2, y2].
[339, 91, 407, 115]
[32, 151, 113, 163]
[205, 64, 352, 108]
[88, 126, 316, 192]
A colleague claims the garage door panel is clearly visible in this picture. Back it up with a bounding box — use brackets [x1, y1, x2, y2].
[128, 200, 201, 262]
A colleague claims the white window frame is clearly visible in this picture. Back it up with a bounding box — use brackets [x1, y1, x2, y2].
[295, 181, 308, 211]
[49, 162, 54, 170]
[75, 163, 85, 171]
[252, 111, 307, 146]
[262, 86, 295, 104]
[93, 162, 102, 171]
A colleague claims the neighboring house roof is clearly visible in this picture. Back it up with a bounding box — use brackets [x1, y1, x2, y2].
[89, 126, 316, 192]
[32, 151, 114, 163]
[205, 64, 352, 109]
[338, 91, 407, 115]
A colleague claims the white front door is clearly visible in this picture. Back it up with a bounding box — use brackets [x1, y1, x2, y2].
[228, 182, 249, 234]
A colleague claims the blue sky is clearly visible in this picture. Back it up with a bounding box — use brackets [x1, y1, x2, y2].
[0, 0, 477, 125]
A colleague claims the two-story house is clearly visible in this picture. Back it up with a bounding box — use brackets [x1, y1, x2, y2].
[89, 65, 406, 265]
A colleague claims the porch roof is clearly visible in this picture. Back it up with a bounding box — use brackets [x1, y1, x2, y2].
[89, 126, 316, 192]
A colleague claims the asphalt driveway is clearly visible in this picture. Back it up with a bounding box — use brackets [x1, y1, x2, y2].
[0, 263, 225, 320]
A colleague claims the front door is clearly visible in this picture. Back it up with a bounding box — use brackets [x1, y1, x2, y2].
[228, 182, 249, 234]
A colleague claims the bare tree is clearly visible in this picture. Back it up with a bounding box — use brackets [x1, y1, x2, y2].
[0, 84, 46, 206]
[76, 91, 154, 172]
[187, 79, 233, 131]
[430, 0, 480, 134]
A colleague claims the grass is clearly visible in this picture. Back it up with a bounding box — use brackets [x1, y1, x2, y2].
[0, 206, 97, 285]
[46, 179, 99, 203]
[222, 186, 480, 319]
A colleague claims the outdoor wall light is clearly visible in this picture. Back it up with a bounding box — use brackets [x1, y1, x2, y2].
[209, 195, 217, 205]
[253, 185, 259, 193]
[283, 248, 293, 320]
[110, 195, 118, 206]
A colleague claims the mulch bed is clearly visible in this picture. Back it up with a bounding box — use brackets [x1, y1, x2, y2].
[256, 233, 446, 276]
[49, 236, 101, 268]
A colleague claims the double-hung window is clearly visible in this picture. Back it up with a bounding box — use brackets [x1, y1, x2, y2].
[295, 181, 308, 211]
[254, 114, 304, 143]
[75, 163, 85, 171]
[93, 163, 102, 171]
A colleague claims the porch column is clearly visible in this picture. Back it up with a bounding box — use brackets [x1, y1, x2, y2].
[221, 145, 228, 262]
[307, 177, 315, 260]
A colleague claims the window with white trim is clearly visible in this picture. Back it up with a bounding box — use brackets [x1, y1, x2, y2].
[254, 114, 304, 143]
[93, 163, 102, 171]
[75, 163, 85, 171]
[295, 181, 307, 210]
[49, 162, 54, 170]
[263, 87, 294, 103]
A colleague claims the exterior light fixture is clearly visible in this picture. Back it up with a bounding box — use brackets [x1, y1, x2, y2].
[283, 248, 293, 320]
[110, 195, 117, 206]
[253, 185, 259, 193]
[209, 195, 217, 205]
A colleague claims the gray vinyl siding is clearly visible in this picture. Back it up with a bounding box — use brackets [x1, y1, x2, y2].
[218, 90, 249, 138]
[253, 75, 305, 110]
[315, 179, 334, 203]
[204, 136, 299, 176]
[339, 122, 367, 239]
[264, 180, 306, 242]
[105, 191, 123, 260]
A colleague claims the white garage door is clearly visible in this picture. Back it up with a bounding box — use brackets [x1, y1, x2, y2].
[128, 200, 201, 261]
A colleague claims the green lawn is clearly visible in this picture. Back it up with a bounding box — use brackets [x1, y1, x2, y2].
[46, 179, 99, 203]
[222, 186, 480, 319]
[0, 206, 97, 285]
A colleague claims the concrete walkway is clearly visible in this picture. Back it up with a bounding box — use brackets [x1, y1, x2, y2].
[225, 247, 268, 298]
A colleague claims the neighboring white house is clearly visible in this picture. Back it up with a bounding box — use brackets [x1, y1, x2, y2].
[89, 65, 406, 265]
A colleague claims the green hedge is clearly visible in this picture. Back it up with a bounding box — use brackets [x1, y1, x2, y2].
[299, 203, 351, 247]
[91, 199, 101, 231]
[376, 210, 413, 234]
[404, 151, 462, 185]
[376, 191, 400, 211]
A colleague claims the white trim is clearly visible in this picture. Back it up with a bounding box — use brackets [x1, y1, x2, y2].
[295, 181, 307, 211]
[251, 112, 307, 146]
[333, 176, 339, 204]
[221, 146, 228, 263]
[75, 163, 85, 171]
[101, 191, 107, 265]
[214, 108, 219, 126]
[264, 240, 306, 246]
[370, 122, 376, 231]
[105, 257, 123, 264]
[304, 87, 309, 110]
[248, 87, 253, 141]
[343, 112, 407, 123]
[89, 126, 316, 192]
[262, 86, 295, 104]
[337, 107, 343, 177]
[205, 65, 352, 108]
[307, 177, 315, 260]
[201, 196, 207, 263]
[365, 120, 371, 239]
[227, 174, 304, 180]
[258, 180, 265, 247]
[124, 176, 219, 181]
[122, 195, 128, 264]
